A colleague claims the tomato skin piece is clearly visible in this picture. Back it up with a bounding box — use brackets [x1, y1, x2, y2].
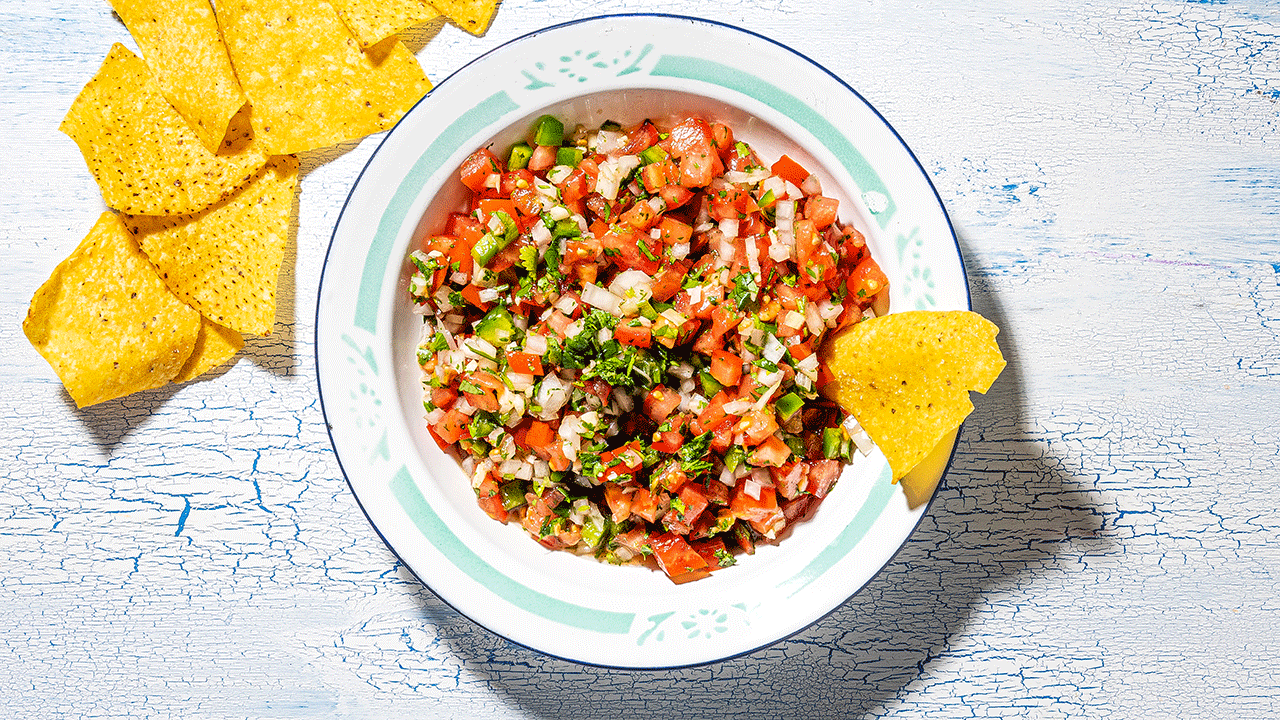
[658, 185, 695, 210]
[649, 259, 690, 303]
[709, 349, 743, 388]
[629, 487, 662, 523]
[459, 148, 502, 192]
[430, 386, 458, 410]
[736, 407, 780, 447]
[507, 351, 544, 375]
[709, 122, 735, 157]
[614, 324, 652, 348]
[748, 434, 792, 467]
[847, 256, 890, 302]
[651, 427, 684, 453]
[730, 484, 786, 539]
[770, 153, 810, 189]
[691, 537, 731, 570]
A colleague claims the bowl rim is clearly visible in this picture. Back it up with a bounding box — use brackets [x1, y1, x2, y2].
[314, 12, 969, 669]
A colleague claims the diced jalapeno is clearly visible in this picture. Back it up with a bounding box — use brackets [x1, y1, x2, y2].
[552, 218, 581, 239]
[723, 444, 746, 473]
[471, 233, 506, 266]
[532, 114, 564, 147]
[555, 146, 584, 167]
[508, 142, 533, 170]
[822, 427, 846, 459]
[638, 145, 668, 165]
[475, 306, 517, 346]
[699, 371, 724, 397]
[499, 480, 527, 510]
[775, 392, 804, 420]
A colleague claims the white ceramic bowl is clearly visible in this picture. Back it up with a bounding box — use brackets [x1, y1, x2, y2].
[316, 14, 968, 668]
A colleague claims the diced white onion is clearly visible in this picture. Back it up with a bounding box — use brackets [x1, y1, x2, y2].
[608, 269, 654, 298]
[479, 287, 503, 304]
[718, 217, 739, 239]
[581, 282, 623, 315]
[781, 309, 806, 331]
[745, 235, 761, 277]
[425, 408, 446, 425]
[524, 333, 548, 356]
[499, 458, 524, 476]
[508, 372, 536, 392]
[549, 205, 570, 221]
[554, 294, 579, 315]
[805, 301, 825, 335]
[532, 221, 552, 249]
[613, 389, 634, 413]
[722, 399, 753, 416]
[800, 173, 823, 196]
[763, 334, 787, 364]
[671, 362, 695, 380]
[671, 242, 690, 259]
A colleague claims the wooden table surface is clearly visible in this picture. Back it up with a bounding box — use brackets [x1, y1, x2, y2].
[3, 1, 1278, 717]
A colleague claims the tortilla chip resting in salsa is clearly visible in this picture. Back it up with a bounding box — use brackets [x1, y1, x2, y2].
[824, 310, 1006, 480]
[23, 212, 202, 408]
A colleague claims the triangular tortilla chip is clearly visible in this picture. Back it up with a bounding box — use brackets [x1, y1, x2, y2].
[23, 212, 201, 408]
[427, 0, 497, 35]
[108, 0, 248, 152]
[174, 317, 245, 382]
[124, 155, 300, 337]
[332, 0, 440, 48]
[59, 44, 268, 216]
[823, 310, 1006, 480]
[216, 0, 432, 155]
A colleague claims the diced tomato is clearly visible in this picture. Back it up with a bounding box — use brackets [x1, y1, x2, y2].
[582, 378, 612, 406]
[656, 216, 692, 246]
[847, 256, 889, 303]
[476, 476, 508, 523]
[691, 390, 733, 436]
[730, 483, 786, 539]
[649, 259, 691, 302]
[709, 349, 743, 388]
[691, 537, 731, 570]
[459, 148, 502, 192]
[651, 425, 684, 453]
[560, 167, 592, 205]
[650, 532, 710, 583]
[651, 459, 689, 494]
[833, 223, 868, 263]
[629, 487, 661, 523]
[508, 351, 544, 376]
[805, 195, 840, 229]
[658, 185, 695, 210]
[459, 283, 490, 311]
[430, 386, 458, 410]
[613, 525, 651, 554]
[528, 144, 557, 172]
[435, 408, 471, 445]
[708, 304, 744, 339]
[643, 385, 682, 423]
[677, 484, 709, 526]
[748, 434, 791, 467]
[623, 120, 661, 155]
[640, 160, 671, 193]
[710, 418, 735, 453]
[461, 372, 503, 413]
[737, 408, 780, 447]
[794, 219, 836, 284]
[614, 324, 652, 348]
[603, 484, 633, 523]
[709, 122, 735, 157]
[600, 227, 662, 274]
[770, 153, 810, 189]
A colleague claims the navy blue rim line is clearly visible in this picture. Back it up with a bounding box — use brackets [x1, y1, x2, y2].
[314, 12, 970, 672]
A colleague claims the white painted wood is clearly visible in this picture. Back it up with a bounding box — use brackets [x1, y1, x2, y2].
[2, 0, 1277, 716]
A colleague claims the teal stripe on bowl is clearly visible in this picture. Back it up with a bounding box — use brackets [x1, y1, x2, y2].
[779, 465, 895, 597]
[390, 466, 636, 635]
[354, 90, 520, 334]
[649, 55, 897, 228]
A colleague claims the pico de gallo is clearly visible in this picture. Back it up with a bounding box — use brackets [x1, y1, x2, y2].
[408, 113, 889, 584]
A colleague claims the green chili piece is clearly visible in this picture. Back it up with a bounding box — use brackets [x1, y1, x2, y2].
[775, 392, 804, 420]
[822, 427, 845, 459]
[475, 306, 517, 346]
[699, 371, 724, 397]
[638, 145, 668, 165]
[508, 142, 533, 170]
[499, 481, 526, 510]
[552, 218, 581, 239]
[556, 146, 584, 167]
[532, 114, 564, 147]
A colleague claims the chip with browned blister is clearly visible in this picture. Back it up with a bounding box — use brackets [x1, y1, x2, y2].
[216, 0, 432, 156]
[23, 212, 202, 408]
[823, 310, 1006, 481]
[60, 44, 268, 216]
[124, 155, 299, 337]
[107, 0, 248, 152]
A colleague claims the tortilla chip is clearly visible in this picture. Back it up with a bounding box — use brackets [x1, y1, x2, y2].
[823, 310, 1006, 480]
[332, 0, 440, 48]
[23, 212, 201, 408]
[108, 0, 247, 152]
[427, 0, 497, 35]
[216, 0, 432, 155]
[60, 44, 268, 216]
[173, 317, 244, 382]
[124, 155, 299, 337]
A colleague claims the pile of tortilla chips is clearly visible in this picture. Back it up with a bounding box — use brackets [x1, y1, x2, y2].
[823, 310, 1007, 487]
[26, 0, 499, 408]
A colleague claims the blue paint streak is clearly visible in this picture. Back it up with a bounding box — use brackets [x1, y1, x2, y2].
[175, 497, 191, 537]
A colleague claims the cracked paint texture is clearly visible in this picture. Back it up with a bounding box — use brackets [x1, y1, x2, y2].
[2, 0, 1278, 717]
